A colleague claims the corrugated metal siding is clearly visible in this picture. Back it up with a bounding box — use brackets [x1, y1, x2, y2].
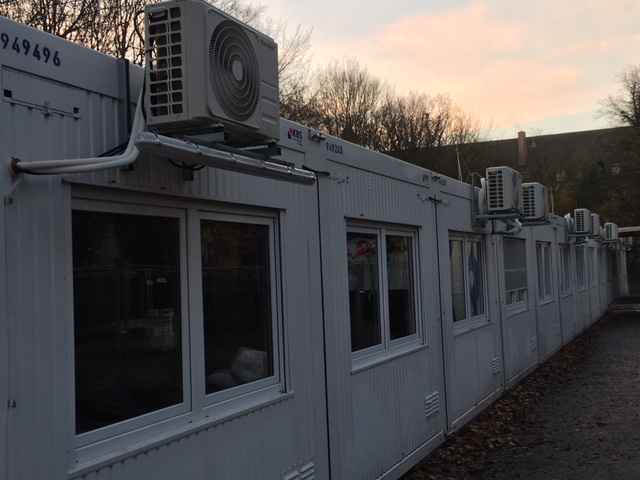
[319, 161, 444, 480]
[449, 326, 502, 423]
[4, 175, 73, 480]
[433, 189, 504, 430]
[0, 176, 8, 480]
[529, 225, 562, 362]
[2, 56, 326, 478]
[73, 398, 310, 480]
[347, 352, 440, 480]
[1, 72, 116, 479]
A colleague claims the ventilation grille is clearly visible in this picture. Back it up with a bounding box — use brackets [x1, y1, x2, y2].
[366, 172, 374, 190]
[522, 184, 535, 217]
[147, 5, 185, 118]
[574, 208, 592, 235]
[424, 391, 440, 419]
[530, 336, 537, 351]
[209, 20, 260, 121]
[604, 223, 619, 241]
[522, 182, 548, 220]
[491, 356, 501, 375]
[486, 167, 522, 213]
[282, 460, 315, 480]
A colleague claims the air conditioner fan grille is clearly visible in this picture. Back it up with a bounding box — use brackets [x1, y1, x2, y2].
[209, 20, 260, 122]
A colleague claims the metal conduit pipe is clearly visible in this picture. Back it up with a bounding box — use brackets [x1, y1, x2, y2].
[10, 91, 144, 175]
[134, 132, 317, 186]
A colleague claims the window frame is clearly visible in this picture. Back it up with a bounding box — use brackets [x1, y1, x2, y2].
[72, 200, 191, 450]
[536, 241, 554, 304]
[195, 211, 283, 410]
[575, 246, 586, 291]
[558, 244, 572, 296]
[588, 246, 597, 288]
[503, 237, 528, 311]
[598, 247, 607, 285]
[71, 198, 286, 461]
[346, 223, 422, 367]
[449, 233, 489, 328]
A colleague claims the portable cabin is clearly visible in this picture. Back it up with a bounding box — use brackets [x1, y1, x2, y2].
[0, 4, 630, 480]
[1, 13, 329, 480]
[526, 219, 563, 363]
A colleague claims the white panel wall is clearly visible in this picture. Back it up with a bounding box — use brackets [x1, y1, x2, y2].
[528, 223, 562, 362]
[1, 20, 328, 480]
[434, 188, 503, 430]
[312, 154, 445, 480]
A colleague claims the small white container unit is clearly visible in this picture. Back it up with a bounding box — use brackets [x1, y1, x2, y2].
[1, 13, 328, 480]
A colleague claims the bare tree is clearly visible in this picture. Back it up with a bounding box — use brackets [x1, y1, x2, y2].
[308, 56, 385, 148]
[373, 91, 453, 155]
[1, 0, 99, 44]
[597, 64, 640, 129]
[96, 0, 148, 63]
[212, 0, 266, 25]
[250, 17, 314, 124]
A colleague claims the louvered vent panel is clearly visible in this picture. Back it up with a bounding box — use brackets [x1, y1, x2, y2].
[424, 391, 440, 419]
[530, 336, 537, 351]
[491, 356, 501, 375]
[147, 5, 185, 118]
[487, 169, 505, 210]
[522, 185, 535, 218]
[366, 172, 374, 191]
[574, 208, 592, 234]
[282, 460, 315, 480]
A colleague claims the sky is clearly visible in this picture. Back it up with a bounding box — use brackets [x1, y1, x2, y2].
[265, 0, 640, 138]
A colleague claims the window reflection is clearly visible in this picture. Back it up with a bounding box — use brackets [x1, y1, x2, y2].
[347, 232, 381, 351]
[72, 211, 182, 434]
[201, 220, 274, 394]
[450, 239, 466, 322]
[387, 235, 415, 340]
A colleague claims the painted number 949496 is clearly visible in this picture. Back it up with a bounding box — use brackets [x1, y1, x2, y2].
[1, 32, 61, 66]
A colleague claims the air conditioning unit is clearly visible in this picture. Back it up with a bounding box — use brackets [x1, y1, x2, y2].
[590, 213, 601, 238]
[521, 182, 548, 220]
[573, 208, 592, 235]
[564, 213, 574, 234]
[486, 166, 523, 214]
[145, 0, 280, 145]
[604, 222, 619, 241]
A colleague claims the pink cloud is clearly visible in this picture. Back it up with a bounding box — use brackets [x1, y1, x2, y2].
[373, 4, 522, 65]
[348, 1, 640, 131]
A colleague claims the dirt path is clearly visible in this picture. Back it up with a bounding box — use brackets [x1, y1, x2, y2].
[403, 312, 640, 480]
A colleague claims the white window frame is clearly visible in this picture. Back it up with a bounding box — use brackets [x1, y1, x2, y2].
[346, 224, 422, 368]
[536, 242, 554, 304]
[71, 198, 286, 464]
[503, 237, 528, 311]
[72, 200, 191, 455]
[575, 246, 586, 291]
[588, 246, 597, 288]
[195, 211, 283, 411]
[598, 247, 607, 285]
[558, 244, 572, 296]
[449, 233, 489, 329]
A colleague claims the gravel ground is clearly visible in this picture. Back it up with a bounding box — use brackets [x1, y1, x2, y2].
[402, 310, 640, 480]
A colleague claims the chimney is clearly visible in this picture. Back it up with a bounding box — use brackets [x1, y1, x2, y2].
[517, 131, 527, 165]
